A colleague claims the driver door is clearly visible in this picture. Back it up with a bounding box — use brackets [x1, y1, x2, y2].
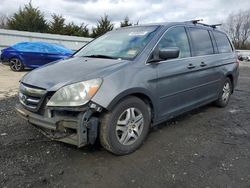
[155, 26, 204, 121]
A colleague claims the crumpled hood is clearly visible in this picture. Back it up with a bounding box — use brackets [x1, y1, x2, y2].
[21, 56, 128, 91]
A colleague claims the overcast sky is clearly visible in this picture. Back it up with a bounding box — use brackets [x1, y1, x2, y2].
[0, 0, 250, 28]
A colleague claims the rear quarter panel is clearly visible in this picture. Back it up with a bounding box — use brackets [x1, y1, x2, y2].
[215, 52, 238, 90]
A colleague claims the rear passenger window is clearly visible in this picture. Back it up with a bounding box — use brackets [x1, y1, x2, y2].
[213, 31, 233, 53]
[158, 27, 191, 58]
[189, 28, 214, 56]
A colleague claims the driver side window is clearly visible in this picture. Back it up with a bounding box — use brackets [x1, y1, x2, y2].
[158, 26, 191, 58]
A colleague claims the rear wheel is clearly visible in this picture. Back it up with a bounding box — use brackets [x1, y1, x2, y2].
[100, 96, 151, 155]
[9, 58, 24, 71]
[215, 78, 232, 107]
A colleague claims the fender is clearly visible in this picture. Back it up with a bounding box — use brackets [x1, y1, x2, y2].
[9, 54, 27, 66]
[106, 87, 158, 121]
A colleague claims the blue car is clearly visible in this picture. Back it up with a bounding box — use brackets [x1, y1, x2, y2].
[0, 42, 73, 71]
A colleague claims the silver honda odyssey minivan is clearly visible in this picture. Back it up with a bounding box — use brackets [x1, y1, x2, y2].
[16, 20, 239, 155]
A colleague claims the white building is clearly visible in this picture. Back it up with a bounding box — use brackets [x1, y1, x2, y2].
[0, 29, 92, 51]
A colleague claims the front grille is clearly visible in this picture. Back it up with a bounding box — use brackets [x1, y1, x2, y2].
[19, 83, 47, 112]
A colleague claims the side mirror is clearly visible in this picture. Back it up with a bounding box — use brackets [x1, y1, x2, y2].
[159, 47, 180, 60]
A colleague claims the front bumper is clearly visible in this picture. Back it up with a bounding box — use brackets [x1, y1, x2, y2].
[16, 104, 99, 147]
[0, 53, 9, 63]
[0, 57, 9, 64]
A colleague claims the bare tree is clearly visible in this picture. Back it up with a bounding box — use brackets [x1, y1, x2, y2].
[241, 11, 250, 48]
[0, 15, 8, 29]
[223, 10, 250, 49]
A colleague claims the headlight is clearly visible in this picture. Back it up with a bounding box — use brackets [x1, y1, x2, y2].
[47, 78, 102, 107]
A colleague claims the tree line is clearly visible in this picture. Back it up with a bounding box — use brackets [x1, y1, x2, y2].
[0, 2, 249, 49]
[0, 2, 133, 38]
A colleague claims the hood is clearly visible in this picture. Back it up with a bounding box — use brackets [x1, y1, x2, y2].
[21, 56, 128, 91]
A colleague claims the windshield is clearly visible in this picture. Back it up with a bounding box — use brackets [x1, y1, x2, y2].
[74, 26, 159, 60]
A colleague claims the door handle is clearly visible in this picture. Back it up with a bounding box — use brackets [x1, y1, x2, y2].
[187, 64, 196, 69]
[200, 62, 207, 67]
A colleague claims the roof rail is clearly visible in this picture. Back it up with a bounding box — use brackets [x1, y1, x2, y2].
[185, 19, 222, 29]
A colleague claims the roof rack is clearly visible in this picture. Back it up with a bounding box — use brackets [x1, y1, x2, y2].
[189, 19, 203, 24]
[210, 24, 222, 28]
[186, 19, 222, 29]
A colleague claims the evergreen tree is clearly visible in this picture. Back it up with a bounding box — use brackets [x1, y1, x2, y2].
[64, 22, 89, 37]
[120, 16, 132, 27]
[7, 2, 48, 32]
[49, 14, 65, 34]
[92, 15, 114, 38]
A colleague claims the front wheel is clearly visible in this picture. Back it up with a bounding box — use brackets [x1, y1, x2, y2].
[9, 58, 24, 71]
[215, 78, 232, 107]
[100, 96, 151, 155]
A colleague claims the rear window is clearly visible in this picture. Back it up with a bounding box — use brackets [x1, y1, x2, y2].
[189, 28, 214, 56]
[213, 31, 233, 53]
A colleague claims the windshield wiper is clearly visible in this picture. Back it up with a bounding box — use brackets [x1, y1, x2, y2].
[83, 55, 116, 59]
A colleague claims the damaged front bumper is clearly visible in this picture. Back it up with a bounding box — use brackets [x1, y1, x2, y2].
[15, 103, 100, 147]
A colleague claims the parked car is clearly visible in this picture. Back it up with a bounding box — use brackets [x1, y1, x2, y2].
[16, 21, 239, 155]
[0, 42, 73, 71]
[237, 53, 244, 61]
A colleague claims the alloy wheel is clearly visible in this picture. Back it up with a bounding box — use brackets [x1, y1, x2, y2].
[116, 107, 144, 146]
[222, 82, 230, 102]
[10, 58, 22, 71]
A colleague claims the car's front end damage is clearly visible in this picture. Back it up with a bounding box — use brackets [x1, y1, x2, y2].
[16, 82, 103, 147]
[14, 55, 129, 147]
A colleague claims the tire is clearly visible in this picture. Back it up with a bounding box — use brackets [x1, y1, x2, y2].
[215, 78, 232, 108]
[100, 96, 151, 155]
[9, 58, 24, 71]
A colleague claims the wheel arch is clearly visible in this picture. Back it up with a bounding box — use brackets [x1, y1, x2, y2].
[225, 73, 234, 93]
[9, 54, 26, 66]
[106, 88, 157, 123]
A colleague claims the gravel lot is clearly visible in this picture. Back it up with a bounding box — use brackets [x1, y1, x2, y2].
[0, 62, 250, 188]
[0, 64, 27, 99]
